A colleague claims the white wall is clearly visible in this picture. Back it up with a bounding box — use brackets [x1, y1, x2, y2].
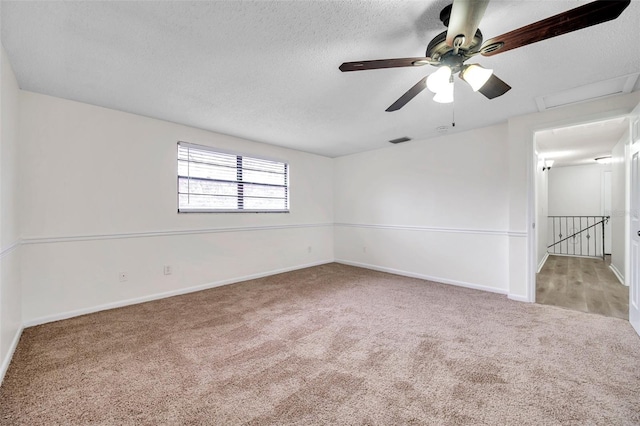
[19, 91, 334, 324]
[534, 152, 548, 271]
[611, 134, 627, 282]
[334, 124, 510, 293]
[547, 163, 612, 257]
[548, 164, 611, 216]
[0, 46, 22, 381]
[333, 91, 640, 303]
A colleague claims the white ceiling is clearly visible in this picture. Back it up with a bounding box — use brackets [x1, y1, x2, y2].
[2, 1, 639, 158]
[536, 116, 628, 167]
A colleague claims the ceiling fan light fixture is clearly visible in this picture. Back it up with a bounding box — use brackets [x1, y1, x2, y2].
[433, 81, 454, 103]
[427, 66, 452, 93]
[460, 64, 493, 91]
[340, 0, 631, 112]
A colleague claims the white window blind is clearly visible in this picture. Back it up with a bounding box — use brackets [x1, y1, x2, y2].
[178, 142, 289, 213]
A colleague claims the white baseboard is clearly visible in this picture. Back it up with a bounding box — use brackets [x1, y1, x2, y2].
[507, 294, 531, 303]
[546, 253, 604, 260]
[537, 252, 549, 273]
[23, 260, 334, 328]
[609, 263, 626, 286]
[0, 325, 24, 386]
[335, 259, 507, 295]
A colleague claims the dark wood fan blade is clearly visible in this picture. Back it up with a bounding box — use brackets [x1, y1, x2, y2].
[386, 77, 428, 112]
[339, 57, 432, 72]
[477, 74, 511, 99]
[480, 0, 631, 57]
[446, 0, 490, 48]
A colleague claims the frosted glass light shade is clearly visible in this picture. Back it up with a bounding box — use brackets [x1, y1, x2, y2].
[427, 66, 452, 93]
[460, 64, 493, 91]
[433, 82, 454, 103]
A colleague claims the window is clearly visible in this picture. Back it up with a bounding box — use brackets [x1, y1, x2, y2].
[177, 142, 289, 213]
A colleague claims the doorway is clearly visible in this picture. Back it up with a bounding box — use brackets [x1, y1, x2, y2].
[533, 116, 629, 319]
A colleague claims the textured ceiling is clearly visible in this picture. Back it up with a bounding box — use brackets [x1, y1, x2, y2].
[536, 117, 628, 167]
[2, 1, 639, 157]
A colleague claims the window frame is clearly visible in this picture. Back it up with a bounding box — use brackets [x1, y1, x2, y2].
[177, 141, 290, 214]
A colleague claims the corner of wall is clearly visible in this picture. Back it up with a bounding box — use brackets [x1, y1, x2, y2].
[1, 45, 24, 386]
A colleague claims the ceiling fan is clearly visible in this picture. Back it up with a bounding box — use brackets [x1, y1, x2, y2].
[339, 0, 631, 111]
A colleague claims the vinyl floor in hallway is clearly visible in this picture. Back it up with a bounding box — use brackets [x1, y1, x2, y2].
[536, 255, 628, 320]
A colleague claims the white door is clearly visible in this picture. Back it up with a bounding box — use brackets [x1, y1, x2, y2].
[630, 118, 640, 336]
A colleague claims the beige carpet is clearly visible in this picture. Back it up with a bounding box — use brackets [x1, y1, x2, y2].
[1, 263, 639, 425]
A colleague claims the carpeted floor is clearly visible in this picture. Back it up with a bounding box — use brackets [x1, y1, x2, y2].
[1, 263, 639, 425]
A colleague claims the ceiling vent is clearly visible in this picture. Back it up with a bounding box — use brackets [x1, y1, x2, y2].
[389, 137, 411, 144]
[535, 73, 639, 112]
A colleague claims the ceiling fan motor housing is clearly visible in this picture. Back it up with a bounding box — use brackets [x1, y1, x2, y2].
[426, 29, 483, 71]
[439, 4, 453, 27]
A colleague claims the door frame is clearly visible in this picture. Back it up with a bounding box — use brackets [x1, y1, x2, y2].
[527, 110, 632, 303]
[628, 116, 640, 335]
[602, 170, 612, 255]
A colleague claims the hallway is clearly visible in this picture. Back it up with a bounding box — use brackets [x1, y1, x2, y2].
[536, 255, 628, 320]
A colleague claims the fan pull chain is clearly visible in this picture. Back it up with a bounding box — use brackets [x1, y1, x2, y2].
[452, 103, 455, 127]
[451, 76, 456, 127]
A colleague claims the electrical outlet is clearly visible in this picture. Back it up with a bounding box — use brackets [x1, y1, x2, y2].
[119, 272, 128, 282]
[164, 265, 172, 275]
[363, 246, 367, 253]
[307, 246, 312, 253]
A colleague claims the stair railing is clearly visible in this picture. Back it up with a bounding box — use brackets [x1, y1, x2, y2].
[547, 216, 609, 260]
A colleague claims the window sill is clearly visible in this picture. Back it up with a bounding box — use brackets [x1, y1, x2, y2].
[178, 209, 290, 214]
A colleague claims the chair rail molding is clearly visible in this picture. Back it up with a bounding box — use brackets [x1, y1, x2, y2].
[335, 222, 517, 237]
[21, 223, 334, 245]
[0, 240, 20, 258]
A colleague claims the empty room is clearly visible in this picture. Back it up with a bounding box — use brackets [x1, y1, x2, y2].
[1, 1, 640, 424]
